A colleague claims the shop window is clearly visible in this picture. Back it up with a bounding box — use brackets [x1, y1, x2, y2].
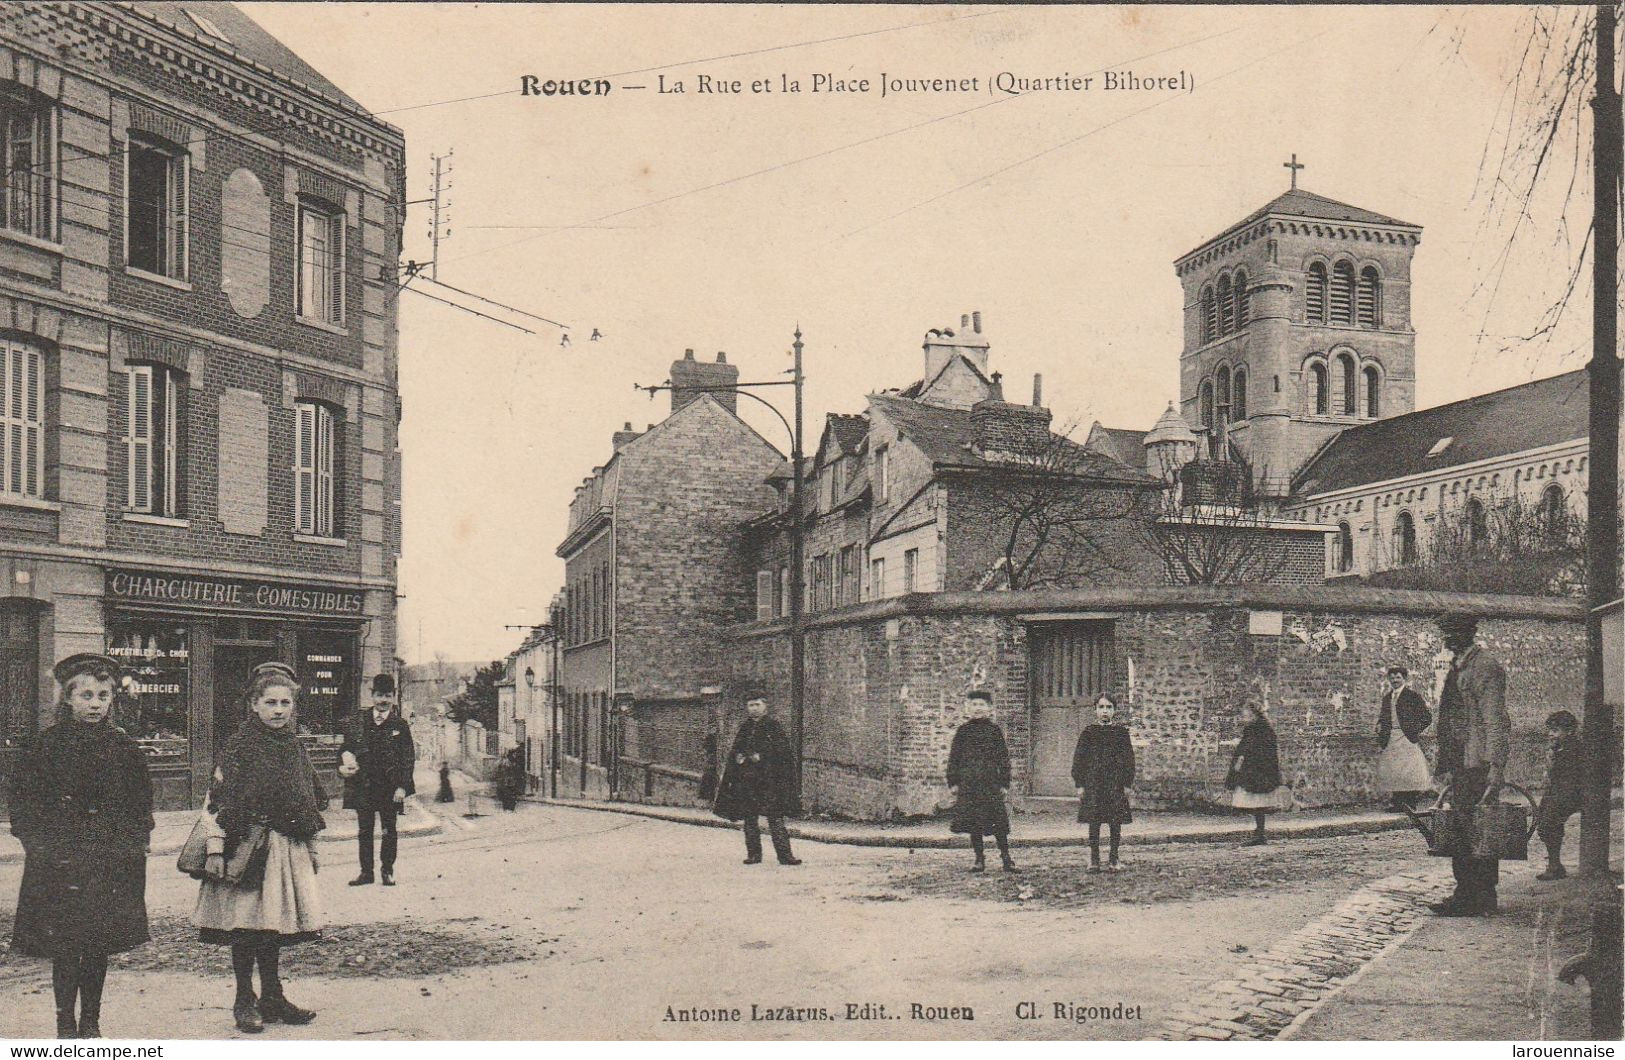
[298, 631, 354, 741]
[294, 401, 340, 537]
[1, 85, 54, 240]
[106, 622, 190, 764]
[296, 196, 345, 325]
[125, 363, 185, 516]
[0, 339, 44, 499]
[126, 134, 188, 279]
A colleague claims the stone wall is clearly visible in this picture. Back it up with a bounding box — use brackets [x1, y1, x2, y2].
[726, 585, 1586, 820]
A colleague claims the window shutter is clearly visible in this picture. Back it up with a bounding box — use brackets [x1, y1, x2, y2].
[1306, 265, 1327, 323]
[756, 570, 774, 621]
[171, 154, 188, 279]
[295, 402, 315, 533]
[23, 347, 40, 497]
[127, 366, 152, 512]
[162, 369, 178, 515]
[1330, 262, 1354, 324]
[316, 405, 334, 536]
[778, 567, 789, 617]
[329, 212, 345, 324]
[1357, 268, 1380, 327]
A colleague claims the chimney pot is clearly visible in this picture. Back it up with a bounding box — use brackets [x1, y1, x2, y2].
[1032, 373, 1043, 407]
[972, 310, 983, 334]
[684, 348, 695, 360]
[961, 314, 970, 329]
[716, 351, 727, 363]
[623, 421, 632, 430]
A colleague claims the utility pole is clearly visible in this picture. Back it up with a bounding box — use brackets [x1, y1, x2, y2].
[1580, 0, 1622, 877]
[427, 149, 453, 281]
[790, 327, 807, 801]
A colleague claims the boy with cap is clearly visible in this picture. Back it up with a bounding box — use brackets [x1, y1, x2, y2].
[337, 673, 415, 885]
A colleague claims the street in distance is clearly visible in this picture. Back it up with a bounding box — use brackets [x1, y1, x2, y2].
[661, 1003, 976, 1023]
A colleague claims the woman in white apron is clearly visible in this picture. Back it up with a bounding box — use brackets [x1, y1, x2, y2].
[1375, 665, 1433, 810]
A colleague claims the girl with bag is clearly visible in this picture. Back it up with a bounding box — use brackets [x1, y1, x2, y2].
[192, 662, 327, 1034]
[1227, 700, 1285, 846]
[8, 654, 154, 1039]
[1072, 694, 1136, 873]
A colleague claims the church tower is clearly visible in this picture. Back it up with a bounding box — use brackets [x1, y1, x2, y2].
[1172, 162, 1422, 498]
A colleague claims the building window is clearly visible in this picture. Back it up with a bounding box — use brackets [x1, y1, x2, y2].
[1330, 260, 1355, 325]
[0, 339, 44, 499]
[126, 135, 188, 279]
[297, 197, 345, 325]
[1466, 498, 1487, 550]
[1200, 284, 1217, 343]
[1308, 362, 1328, 416]
[778, 566, 789, 618]
[125, 364, 184, 516]
[1217, 273, 1234, 335]
[1363, 365, 1381, 418]
[294, 401, 338, 537]
[1216, 366, 1232, 425]
[1, 87, 53, 239]
[1306, 262, 1328, 323]
[756, 569, 774, 621]
[1541, 484, 1567, 540]
[1394, 511, 1417, 565]
[1233, 367, 1248, 420]
[600, 561, 611, 636]
[869, 556, 885, 599]
[839, 544, 858, 606]
[903, 548, 919, 593]
[1199, 380, 1214, 429]
[1358, 266, 1382, 327]
[874, 443, 889, 502]
[1232, 269, 1249, 329]
[1336, 522, 1353, 573]
[1338, 353, 1357, 415]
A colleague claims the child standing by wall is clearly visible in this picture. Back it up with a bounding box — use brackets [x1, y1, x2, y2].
[1536, 710, 1583, 881]
[1072, 694, 1135, 873]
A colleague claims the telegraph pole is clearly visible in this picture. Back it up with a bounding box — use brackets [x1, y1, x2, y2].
[790, 327, 807, 800]
[427, 150, 453, 281]
[1580, 0, 1621, 877]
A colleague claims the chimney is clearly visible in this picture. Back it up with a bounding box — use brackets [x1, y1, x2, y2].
[988, 371, 1004, 402]
[920, 311, 992, 399]
[971, 395, 1053, 457]
[612, 421, 642, 451]
[1032, 373, 1043, 407]
[670, 347, 740, 415]
[972, 310, 982, 334]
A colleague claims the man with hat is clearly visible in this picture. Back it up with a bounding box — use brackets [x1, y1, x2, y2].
[711, 686, 802, 866]
[337, 673, 415, 886]
[1431, 613, 1511, 916]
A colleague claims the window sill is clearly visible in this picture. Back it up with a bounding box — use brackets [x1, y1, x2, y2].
[122, 513, 189, 528]
[296, 315, 349, 336]
[125, 267, 192, 292]
[0, 229, 65, 256]
[294, 533, 348, 547]
[0, 494, 61, 512]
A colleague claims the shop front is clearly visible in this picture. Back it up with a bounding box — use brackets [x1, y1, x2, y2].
[105, 567, 367, 811]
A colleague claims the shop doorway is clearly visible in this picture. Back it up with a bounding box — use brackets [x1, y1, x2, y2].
[212, 622, 280, 758]
[0, 600, 40, 817]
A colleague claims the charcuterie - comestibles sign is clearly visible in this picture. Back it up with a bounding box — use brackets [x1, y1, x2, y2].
[106, 568, 365, 619]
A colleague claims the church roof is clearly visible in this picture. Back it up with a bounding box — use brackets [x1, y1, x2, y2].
[1183, 188, 1420, 263]
[1088, 426, 1149, 468]
[121, 2, 375, 118]
[869, 394, 1155, 485]
[1292, 369, 1588, 497]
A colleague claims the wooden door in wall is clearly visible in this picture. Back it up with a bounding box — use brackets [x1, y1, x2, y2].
[0, 601, 40, 817]
[1028, 621, 1114, 797]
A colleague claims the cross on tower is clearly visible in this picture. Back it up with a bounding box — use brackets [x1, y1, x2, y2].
[1284, 153, 1305, 190]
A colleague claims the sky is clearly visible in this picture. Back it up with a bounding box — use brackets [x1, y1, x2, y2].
[240, 3, 1597, 664]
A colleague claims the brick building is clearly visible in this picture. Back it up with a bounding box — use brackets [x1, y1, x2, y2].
[553, 349, 781, 798]
[0, 3, 404, 811]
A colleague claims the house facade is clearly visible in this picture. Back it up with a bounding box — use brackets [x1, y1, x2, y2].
[0, 2, 404, 811]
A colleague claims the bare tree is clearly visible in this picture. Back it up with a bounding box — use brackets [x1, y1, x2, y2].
[1136, 460, 1300, 586]
[959, 424, 1158, 591]
[1370, 485, 1588, 596]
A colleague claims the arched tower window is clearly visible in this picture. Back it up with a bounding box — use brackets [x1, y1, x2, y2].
[1394, 511, 1417, 565]
[1216, 366, 1231, 424]
[1217, 273, 1234, 335]
[1306, 262, 1328, 323]
[1199, 381, 1214, 429]
[1358, 266, 1382, 327]
[1330, 260, 1356, 324]
[1338, 353, 1357, 415]
[1308, 361, 1328, 415]
[1466, 498, 1487, 549]
[1233, 269, 1249, 329]
[1363, 365, 1381, 418]
[1200, 285, 1216, 344]
[1233, 367, 1247, 420]
[1336, 522, 1354, 573]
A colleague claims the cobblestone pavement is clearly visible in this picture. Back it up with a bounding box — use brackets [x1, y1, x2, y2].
[1155, 866, 1454, 1041]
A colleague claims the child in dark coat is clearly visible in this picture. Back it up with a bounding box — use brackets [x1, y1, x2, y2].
[947, 689, 1018, 874]
[1227, 700, 1283, 846]
[1536, 710, 1583, 881]
[1072, 694, 1135, 873]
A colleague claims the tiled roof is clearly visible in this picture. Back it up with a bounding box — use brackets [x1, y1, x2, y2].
[827, 413, 869, 455]
[1293, 369, 1588, 497]
[123, 2, 369, 114]
[1089, 427, 1148, 469]
[868, 394, 1156, 485]
[1187, 189, 1419, 260]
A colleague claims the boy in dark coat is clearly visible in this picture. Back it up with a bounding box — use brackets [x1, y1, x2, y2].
[1536, 710, 1583, 880]
[712, 689, 802, 865]
[947, 688, 1018, 873]
[337, 673, 415, 886]
[1073, 694, 1135, 872]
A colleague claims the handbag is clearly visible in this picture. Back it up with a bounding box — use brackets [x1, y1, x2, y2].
[175, 815, 270, 886]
